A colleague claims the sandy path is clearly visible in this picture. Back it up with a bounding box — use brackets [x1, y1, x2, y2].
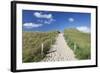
[42, 33, 77, 62]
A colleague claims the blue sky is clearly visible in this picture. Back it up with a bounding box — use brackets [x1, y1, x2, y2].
[22, 10, 91, 32]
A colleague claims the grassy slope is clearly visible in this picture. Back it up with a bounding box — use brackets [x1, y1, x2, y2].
[64, 29, 91, 59]
[22, 31, 58, 63]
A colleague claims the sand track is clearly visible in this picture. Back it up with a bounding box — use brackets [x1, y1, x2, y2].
[42, 33, 77, 62]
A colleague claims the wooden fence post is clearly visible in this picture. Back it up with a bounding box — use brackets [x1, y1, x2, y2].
[74, 43, 76, 52]
[41, 43, 44, 56]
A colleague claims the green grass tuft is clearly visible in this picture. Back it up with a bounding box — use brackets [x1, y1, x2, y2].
[22, 31, 58, 63]
[64, 29, 91, 60]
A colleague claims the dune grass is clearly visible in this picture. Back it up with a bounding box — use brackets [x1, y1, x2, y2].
[22, 31, 58, 63]
[64, 29, 91, 60]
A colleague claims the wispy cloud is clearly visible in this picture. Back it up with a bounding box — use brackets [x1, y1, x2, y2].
[76, 26, 90, 33]
[44, 18, 56, 24]
[23, 23, 43, 28]
[68, 17, 74, 22]
[44, 21, 51, 24]
[34, 12, 52, 19]
[34, 12, 56, 24]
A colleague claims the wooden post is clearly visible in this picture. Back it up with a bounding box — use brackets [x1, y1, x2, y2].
[74, 43, 76, 51]
[41, 43, 44, 56]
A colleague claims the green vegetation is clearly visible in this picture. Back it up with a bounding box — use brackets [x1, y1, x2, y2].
[22, 31, 58, 63]
[64, 29, 91, 60]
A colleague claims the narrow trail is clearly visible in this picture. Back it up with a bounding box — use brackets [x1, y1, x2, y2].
[42, 33, 77, 62]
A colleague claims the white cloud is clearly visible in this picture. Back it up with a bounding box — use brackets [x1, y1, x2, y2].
[33, 12, 56, 25]
[68, 17, 74, 22]
[34, 12, 52, 19]
[44, 21, 51, 24]
[50, 18, 56, 22]
[44, 18, 56, 24]
[76, 26, 90, 33]
[23, 23, 42, 28]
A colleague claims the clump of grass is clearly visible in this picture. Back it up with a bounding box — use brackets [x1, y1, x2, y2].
[64, 29, 91, 60]
[22, 31, 58, 63]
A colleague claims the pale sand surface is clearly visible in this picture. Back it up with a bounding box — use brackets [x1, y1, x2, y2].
[42, 33, 77, 62]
